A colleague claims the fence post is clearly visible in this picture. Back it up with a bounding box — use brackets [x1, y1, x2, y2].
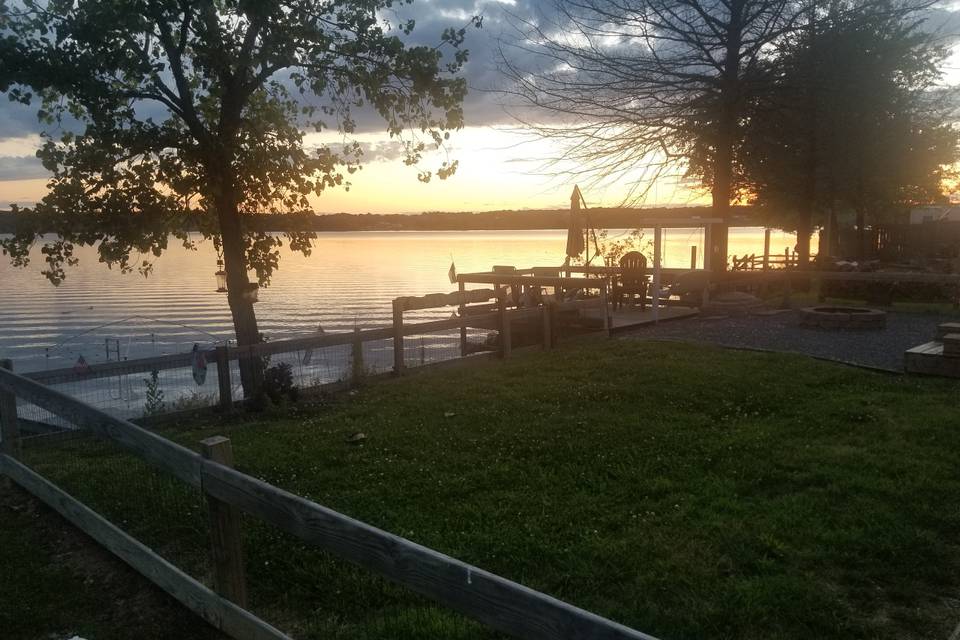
[458, 280, 468, 356]
[351, 326, 365, 383]
[200, 436, 248, 608]
[542, 302, 554, 350]
[600, 281, 611, 337]
[392, 299, 404, 375]
[0, 359, 20, 459]
[215, 346, 232, 412]
[497, 288, 512, 359]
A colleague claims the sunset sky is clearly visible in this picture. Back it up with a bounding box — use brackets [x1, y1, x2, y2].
[0, 0, 957, 214]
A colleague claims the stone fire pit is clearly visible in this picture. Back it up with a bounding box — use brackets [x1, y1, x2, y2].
[798, 306, 887, 330]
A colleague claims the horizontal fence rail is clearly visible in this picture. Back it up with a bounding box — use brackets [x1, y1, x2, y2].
[395, 288, 497, 312]
[201, 460, 658, 640]
[0, 368, 201, 486]
[234, 327, 394, 359]
[0, 364, 659, 640]
[24, 349, 218, 386]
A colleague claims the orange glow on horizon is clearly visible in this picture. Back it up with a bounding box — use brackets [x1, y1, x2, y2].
[0, 127, 713, 214]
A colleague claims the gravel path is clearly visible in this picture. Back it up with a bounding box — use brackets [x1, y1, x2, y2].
[622, 308, 957, 371]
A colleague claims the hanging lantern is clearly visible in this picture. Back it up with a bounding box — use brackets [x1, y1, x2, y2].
[215, 260, 228, 293]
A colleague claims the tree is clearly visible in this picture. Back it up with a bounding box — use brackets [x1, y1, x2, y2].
[498, 0, 802, 271]
[739, 0, 958, 261]
[0, 0, 478, 395]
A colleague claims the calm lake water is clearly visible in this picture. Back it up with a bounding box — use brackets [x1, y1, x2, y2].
[0, 228, 802, 373]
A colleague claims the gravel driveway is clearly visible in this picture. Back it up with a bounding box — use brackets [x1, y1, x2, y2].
[622, 308, 957, 372]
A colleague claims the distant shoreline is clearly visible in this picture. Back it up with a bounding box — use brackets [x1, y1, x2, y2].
[0, 206, 765, 235]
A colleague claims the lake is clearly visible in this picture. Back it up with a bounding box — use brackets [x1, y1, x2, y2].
[0, 228, 803, 373]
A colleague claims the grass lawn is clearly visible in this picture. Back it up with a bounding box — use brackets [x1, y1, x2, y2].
[15, 339, 960, 639]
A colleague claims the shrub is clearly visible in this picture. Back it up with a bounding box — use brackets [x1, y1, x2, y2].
[262, 362, 299, 404]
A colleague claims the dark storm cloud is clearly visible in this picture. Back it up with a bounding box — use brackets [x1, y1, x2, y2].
[3, 0, 956, 151]
[0, 0, 532, 145]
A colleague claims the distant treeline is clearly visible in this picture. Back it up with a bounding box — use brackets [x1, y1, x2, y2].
[0, 206, 764, 234]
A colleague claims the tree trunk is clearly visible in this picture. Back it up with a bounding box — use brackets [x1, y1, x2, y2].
[709, 3, 744, 274]
[710, 161, 731, 273]
[216, 181, 263, 398]
[855, 206, 867, 260]
[796, 212, 811, 268]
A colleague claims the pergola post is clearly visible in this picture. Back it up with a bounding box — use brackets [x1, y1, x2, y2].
[703, 224, 713, 272]
[652, 225, 662, 323]
[763, 228, 771, 270]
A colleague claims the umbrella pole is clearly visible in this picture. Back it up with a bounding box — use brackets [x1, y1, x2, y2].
[585, 226, 589, 267]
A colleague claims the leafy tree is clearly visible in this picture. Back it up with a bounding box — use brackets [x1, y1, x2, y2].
[739, 0, 958, 261]
[0, 0, 478, 394]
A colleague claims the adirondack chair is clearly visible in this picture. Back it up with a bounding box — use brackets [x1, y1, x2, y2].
[493, 265, 520, 307]
[612, 251, 648, 310]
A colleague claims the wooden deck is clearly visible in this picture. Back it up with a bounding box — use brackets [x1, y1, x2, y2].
[904, 341, 960, 378]
[582, 305, 699, 332]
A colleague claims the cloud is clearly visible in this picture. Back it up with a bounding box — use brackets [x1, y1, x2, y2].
[0, 100, 45, 139]
[4, 0, 954, 149]
[0, 155, 47, 181]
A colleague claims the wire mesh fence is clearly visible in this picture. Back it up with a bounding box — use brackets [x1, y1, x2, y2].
[257, 342, 354, 391]
[11, 292, 594, 429]
[402, 327, 495, 370]
[13, 321, 514, 424]
[15, 360, 223, 425]
[18, 428, 211, 581]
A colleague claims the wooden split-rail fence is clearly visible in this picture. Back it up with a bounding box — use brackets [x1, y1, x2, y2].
[0, 285, 645, 640]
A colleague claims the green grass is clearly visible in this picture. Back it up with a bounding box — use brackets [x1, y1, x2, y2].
[16, 340, 960, 639]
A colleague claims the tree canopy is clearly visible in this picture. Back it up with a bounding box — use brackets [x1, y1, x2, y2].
[739, 0, 958, 259]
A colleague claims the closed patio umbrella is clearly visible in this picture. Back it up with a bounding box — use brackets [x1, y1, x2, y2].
[565, 185, 585, 260]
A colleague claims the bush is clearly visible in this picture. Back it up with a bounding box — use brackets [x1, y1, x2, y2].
[142, 369, 166, 416]
[262, 362, 298, 404]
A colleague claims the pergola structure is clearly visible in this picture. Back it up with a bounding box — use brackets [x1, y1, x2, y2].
[566, 216, 724, 322]
[457, 219, 724, 329]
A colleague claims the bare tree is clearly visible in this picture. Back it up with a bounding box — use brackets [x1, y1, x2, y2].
[497, 0, 802, 270]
